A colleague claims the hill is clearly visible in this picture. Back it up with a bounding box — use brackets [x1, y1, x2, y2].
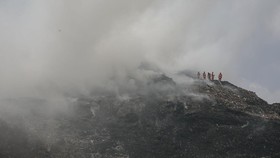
[0, 76, 280, 158]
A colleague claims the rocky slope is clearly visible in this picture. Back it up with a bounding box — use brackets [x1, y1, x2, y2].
[0, 76, 280, 158]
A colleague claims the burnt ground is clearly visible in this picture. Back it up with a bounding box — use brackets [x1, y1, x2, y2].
[0, 79, 280, 158]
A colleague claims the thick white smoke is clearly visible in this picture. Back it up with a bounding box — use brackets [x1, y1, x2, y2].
[0, 0, 279, 104]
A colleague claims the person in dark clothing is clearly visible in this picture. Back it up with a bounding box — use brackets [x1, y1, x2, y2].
[197, 72, 201, 79]
[203, 72, 206, 79]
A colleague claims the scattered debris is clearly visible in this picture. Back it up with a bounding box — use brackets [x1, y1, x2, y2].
[0, 75, 280, 157]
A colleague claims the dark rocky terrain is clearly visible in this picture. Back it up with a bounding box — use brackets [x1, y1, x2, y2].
[0, 76, 280, 158]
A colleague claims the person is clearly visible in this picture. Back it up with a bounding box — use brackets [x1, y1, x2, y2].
[203, 72, 206, 79]
[218, 72, 222, 81]
[211, 72, 215, 80]
[197, 72, 201, 79]
[207, 72, 211, 80]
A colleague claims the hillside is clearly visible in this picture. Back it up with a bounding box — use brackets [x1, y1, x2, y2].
[0, 76, 280, 158]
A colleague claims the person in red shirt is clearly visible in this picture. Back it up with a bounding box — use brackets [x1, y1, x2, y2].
[218, 72, 223, 81]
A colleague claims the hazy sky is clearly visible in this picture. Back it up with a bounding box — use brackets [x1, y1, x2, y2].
[0, 0, 279, 103]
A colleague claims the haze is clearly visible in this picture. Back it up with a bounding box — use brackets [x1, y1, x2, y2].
[0, 0, 279, 103]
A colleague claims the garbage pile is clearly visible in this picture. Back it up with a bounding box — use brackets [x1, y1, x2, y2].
[0, 75, 280, 158]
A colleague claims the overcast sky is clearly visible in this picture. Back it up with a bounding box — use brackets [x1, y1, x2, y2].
[0, 0, 279, 103]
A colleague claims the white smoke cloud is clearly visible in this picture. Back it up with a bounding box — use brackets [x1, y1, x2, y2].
[0, 0, 279, 104]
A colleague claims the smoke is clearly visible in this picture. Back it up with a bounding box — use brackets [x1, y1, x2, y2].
[1, 1, 280, 154]
[0, 0, 280, 107]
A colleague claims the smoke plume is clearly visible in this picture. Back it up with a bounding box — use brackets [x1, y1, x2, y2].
[0, 0, 279, 107]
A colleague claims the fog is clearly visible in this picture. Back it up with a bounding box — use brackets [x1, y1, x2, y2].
[0, 0, 279, 109]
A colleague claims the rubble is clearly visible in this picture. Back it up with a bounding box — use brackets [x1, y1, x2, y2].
[0, 76, 280, 157]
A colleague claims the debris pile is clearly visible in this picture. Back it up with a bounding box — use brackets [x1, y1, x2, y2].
[0, 75, 280, 158]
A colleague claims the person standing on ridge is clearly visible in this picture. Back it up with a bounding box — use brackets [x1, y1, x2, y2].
[203, 72, 206, 79]
[218, 72, 223, 81]
[197, 72, 201, 79]
[211, 72, 215, 80]
[207, 72, 211, 80]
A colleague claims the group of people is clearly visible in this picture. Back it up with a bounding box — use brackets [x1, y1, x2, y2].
[197, 72, 223, 81]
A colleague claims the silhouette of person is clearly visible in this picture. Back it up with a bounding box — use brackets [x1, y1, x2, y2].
[197, 72, 201, 79]
[218, 72, 223, 81]
[211, 72, 215, 80]
[203, 72, 206, 79]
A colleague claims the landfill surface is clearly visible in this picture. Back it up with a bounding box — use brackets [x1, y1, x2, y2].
[0, 75, 280, 158]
